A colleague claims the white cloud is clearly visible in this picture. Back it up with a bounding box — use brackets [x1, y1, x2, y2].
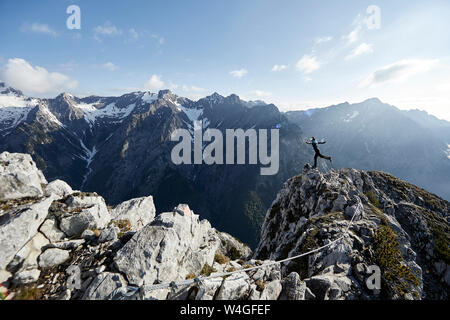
[344, 14, 365, 44]
[249, 90, 272, 97]
[190, 85, 205, 92]
[436, 82, 450, 92]
[100, 62, 118, 71]
[151, 34, 165, 45]
[296, 55, 321, 74]
[230, 69, 248, 78]
[182, 85, 206, 92]
[271, 64, 287, 72]
[144, 74, 165, 90]
[59, 60, 77, 72]
[168, 81, 178, 90]
[129, 28, 139, 40]
[314, 36, 333, 44]
[345, 27, 361, 44]
[93, 22, 122, 41]
[346, 43, 373, 60]
[360, 58, 439, 87]
[1, 58, 78, 95]
[21, 22, 58, 37]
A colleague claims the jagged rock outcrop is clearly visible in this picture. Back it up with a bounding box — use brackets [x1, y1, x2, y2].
[0, 196, 55, 270]
[0, 152, 448, 300]
[109, 196, 155, 230]
[0, 152, 47, 200]
[254, 164, 449, 300]
[0, 152, 253, 300]
[114, 204, 221, 286]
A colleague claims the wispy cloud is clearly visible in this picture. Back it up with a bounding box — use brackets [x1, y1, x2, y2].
[230, 69, 248, 78]
[20, 22, 58, 37]
[100, 62, 118, 71]
[168, 81, 178, 90]
[93, 21, 122, 41]
[314, 36, 333, 44]
[344, 14, 366, 45]
[271, 64, 287, 72]
[151, 34, 165, 45]
[59, 60, 77, 72]
[296, 55, 321, 74]
[249, 90, 272, 97]
[1, 58, 77, 95]
[182, 85, 206, 92]
[346, 43, 373, 60]
[360, 58, 439, 87]
[129, 28, 139, 40]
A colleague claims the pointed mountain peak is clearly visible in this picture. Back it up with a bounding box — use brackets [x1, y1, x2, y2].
[55, 92, 75, 101]
[158, 89, 176, 100]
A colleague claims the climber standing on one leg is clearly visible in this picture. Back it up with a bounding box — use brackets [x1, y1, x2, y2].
[304, 136, 332, 169]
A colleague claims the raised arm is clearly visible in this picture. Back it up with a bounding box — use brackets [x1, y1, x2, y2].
[304, 139, 311, 144]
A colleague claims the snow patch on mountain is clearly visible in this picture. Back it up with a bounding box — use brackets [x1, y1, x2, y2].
[178, 104, 203, 124]
[39, 105, 64, 127]
[75, 102, 136, 128]
[0, 94, 39, 134]
[446, 144, 450, 159]
[141, 92, 158, 104]
[343, 110, 359, 122]
[79, 139, 98, 188]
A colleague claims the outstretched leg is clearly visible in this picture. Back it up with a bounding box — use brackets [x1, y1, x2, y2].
[315, 151, 332, 167]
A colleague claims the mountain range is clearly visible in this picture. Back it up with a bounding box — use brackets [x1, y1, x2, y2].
[0, 82, 449, 247]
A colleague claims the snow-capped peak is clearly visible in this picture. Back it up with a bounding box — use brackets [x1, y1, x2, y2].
[141, 91, 158, 103]
[0, 86, 39, 134]
[203, 92, 225, 104]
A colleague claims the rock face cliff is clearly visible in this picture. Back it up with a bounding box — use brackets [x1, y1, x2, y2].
[254, 164, 449, 300]
[0, 153, 448, 300]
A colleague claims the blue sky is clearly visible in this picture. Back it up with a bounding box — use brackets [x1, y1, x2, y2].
[1, 0, 450, 120]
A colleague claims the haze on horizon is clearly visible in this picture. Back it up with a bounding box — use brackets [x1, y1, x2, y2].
[1, 0, 450, 121]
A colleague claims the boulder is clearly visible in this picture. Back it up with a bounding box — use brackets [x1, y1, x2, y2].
[82, 272, 127, 300]
[12, 269, 41, 285]
[304, 275, 334, 300]
[195, 278, 223, 300]
[259, 279, 282, 300]
[114, 204, 221, 286]
[44, 239, 85, 250]
[7, 232, 49, 273]
[59, 194, 111, 237]
[39, 217, 66, 242]
[99, 226, 119, 243]
[279, 272, 306, 300]
[38, 248, 70, 269]
[216, 273, 250, 300]
[45, 179, 73, 199]
[0, 151, 47, 201]
[109, 196, 156, 230]
[0, 196, 54, 270]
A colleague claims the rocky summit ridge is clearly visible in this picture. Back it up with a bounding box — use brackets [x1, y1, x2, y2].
[0, 152, 448, 300]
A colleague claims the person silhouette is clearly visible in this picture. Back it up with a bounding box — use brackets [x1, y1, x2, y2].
[304, 136, 332, 169]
